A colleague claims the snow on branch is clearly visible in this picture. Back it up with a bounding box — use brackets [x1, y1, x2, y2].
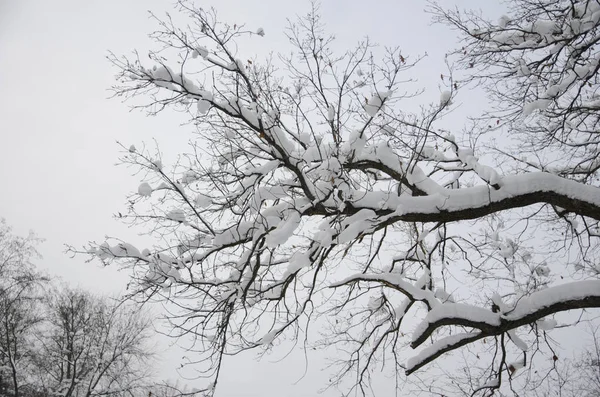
[308, 171, 600, 223]
[407, 280, 600, 374]
[91, 0, 600, 395]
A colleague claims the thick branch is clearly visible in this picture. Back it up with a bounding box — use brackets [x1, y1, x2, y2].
[310, 172, 600, 222]
[407, 280, 600, 375]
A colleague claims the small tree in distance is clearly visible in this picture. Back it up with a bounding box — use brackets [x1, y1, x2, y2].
[33, 287, 154, 397]
[0, 220, 156, 397]
[0, 219, 47, 397]
[89, 0, 600, 395]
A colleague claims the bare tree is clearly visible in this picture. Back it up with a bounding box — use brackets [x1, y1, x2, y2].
[0, 220, 158, 397]
[83, 0, 600, 395]
[0, 219, 47, 397]
[568, 325, 600, 397]
[542, 325, 600, 397]
[33, 287, 153, 397]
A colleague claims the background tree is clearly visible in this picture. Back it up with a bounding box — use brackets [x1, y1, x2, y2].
[531, 325, 600, 397]
[568, 325, 600, 397]
[86, 0, 600, 395]
[0, 219, 47, 397]
[0, 219, 157, 397]
[33, 287, 154, 397]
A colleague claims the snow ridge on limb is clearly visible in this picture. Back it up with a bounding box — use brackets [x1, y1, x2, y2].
[307, 171, 600, 223]
[332, 272, 600, 376]
[330, 271, 441, 309]
[405, 332, 481, 374]
[406, 280, 600, 375]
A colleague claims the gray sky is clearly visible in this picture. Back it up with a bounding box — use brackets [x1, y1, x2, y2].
[0, 0, 496, 395]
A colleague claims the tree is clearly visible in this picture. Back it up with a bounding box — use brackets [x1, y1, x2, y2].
[568, 325, 600, 397]
[0, 219, 156, 397]
[426, 0, 600, 393]
[88, 0, 600, 395]
[0, 219, 47, 397]
[33, 287, 153, 397]
[531, 325, 600, 397]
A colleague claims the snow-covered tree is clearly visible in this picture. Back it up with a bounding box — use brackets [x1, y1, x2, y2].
[425, 0, 600, 394]
[0, 219, 47, 397]
[88, 0, 600, 395]
[32, 288, 153, 397]
[0, 221, 159, 397]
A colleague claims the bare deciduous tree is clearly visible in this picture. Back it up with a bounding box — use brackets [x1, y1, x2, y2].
[532, 325, 600, 397]
[84, 0, 600, 395]
[0, 219, 155, 397]
[0, 219, 47, 397]
[33, 288, 153, 397]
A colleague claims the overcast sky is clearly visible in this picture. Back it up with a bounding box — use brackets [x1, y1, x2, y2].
[0, 1, 498, 395]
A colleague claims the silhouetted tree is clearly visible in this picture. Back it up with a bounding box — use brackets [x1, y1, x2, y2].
[84, 0, 600, 395]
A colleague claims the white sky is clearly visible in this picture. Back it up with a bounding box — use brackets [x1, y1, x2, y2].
[0, 1, 499, 395]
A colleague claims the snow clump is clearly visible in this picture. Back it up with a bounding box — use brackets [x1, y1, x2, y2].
[138, 182, 153, 197]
